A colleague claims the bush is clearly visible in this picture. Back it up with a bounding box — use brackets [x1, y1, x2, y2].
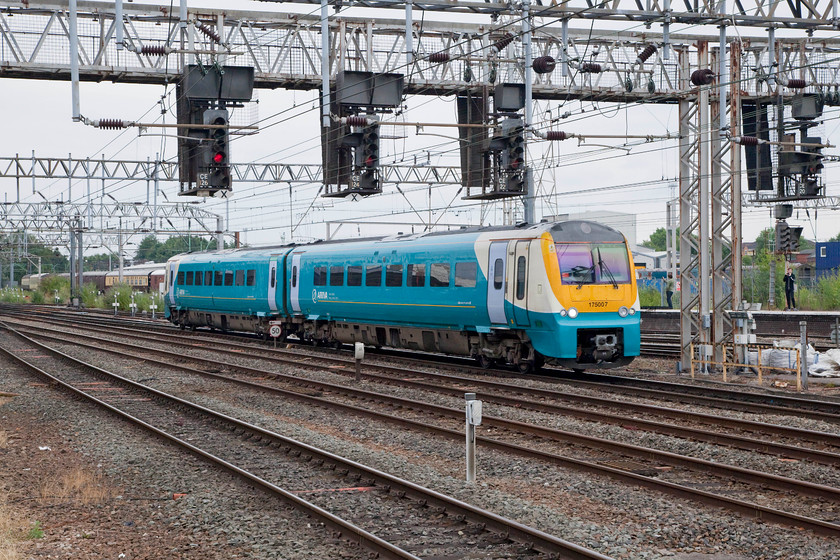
[639, 286, 662, 308]
[39, 276, 71, 304]
[30, 290, 45, 304]
[797, 271, 840, 310]
[0, 288, 26, 303]
[103, 284, 133, 311]
[80, 283, 100, 309]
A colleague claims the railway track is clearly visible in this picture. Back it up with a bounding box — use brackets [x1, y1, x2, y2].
[7, 314, 840, 537]
[0, 321, 609, 560]
[7, 305, 840, 417]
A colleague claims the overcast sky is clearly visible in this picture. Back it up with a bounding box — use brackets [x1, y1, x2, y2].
[1, 0, 839, 252]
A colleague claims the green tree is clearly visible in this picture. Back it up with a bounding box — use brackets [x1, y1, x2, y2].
[641, 227, 667, 251]
[829, 231, 840, 242]
[135, 235, 162, 262]
[84, 253, 113, 271]
[134, 235, 230, 263]
[753, 228, 775, 256]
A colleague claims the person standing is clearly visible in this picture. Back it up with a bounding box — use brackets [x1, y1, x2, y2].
[665, 272, 675, 309]
[783, 267, 796, 310]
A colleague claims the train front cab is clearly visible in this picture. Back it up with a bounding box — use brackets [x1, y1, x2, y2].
[533, 222, 640, 370]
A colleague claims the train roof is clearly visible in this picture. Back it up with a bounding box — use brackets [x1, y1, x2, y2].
[105, 263, 167, 276]
[169, 220, 627, 263]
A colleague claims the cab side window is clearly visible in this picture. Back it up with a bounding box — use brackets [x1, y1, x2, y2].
[430, 263, 450, 287]
[330, 266, 344, 286]
[455, 262, 476, 288]
[314, 266, 327, 286]
[365, 265, 382, 287]
[177, 271, 184, 285]
[386, 265, 403, 287]
[347, 266, 362, 286]
[408, 264, 425, 287]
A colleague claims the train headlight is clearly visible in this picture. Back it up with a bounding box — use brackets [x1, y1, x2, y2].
[560, 309, 568, 317]
[629, 307, 637, 315]
[618, 306, 629, 318]
[567, 307, 579, 319]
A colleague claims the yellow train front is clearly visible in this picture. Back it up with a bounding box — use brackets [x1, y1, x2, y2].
[497, 220, 640, 371]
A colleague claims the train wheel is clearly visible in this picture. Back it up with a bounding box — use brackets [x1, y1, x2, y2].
[516, 360, 534, 375]
[475, 354, 494, 369]
[190, 324, 196, 332]
[179, 323, 185, 331]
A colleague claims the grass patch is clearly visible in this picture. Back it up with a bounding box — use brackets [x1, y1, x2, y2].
[0, 497, 20, 560]
[25, 521, 43, 540]
[39, 468, 115, 505]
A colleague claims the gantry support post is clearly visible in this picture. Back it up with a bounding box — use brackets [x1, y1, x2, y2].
[678, 44, 704, 371]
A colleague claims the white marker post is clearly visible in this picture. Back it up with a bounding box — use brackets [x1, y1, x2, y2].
[465, 392, 483, 483]
[129, 293, 137, 317]
[112, 293, 119, 316]
[150, 302, 158, 320]
[354, 342, 364, 382]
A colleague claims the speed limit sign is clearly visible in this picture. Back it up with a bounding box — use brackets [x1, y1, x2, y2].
[269, 325, 282, 338]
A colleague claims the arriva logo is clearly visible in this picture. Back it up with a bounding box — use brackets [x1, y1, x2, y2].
[312, 289, 317, 301]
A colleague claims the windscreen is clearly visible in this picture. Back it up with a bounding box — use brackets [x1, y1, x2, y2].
[556, 243, 632, 285]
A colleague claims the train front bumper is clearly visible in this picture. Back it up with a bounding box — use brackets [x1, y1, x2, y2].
[529, 311, 641, 364]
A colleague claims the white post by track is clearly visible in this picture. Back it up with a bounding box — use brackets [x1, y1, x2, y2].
[354, 342, 364, 382]
[465, 392, 482, 483]
[800, 321, 808, 391]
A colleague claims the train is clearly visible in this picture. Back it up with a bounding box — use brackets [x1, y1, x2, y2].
[164, 221, 640, 373]
[20, 264, 166, 294]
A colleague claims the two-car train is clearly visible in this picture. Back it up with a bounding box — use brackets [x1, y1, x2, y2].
[165, 221, 640, 372]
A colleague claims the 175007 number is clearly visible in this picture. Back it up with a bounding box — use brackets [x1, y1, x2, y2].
[588, 301, 608, 308]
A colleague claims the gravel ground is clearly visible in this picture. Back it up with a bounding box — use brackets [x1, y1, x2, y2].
[3, 328, 840, 559]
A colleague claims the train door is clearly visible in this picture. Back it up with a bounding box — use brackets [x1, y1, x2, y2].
[267, 257, 278, 312]
[290, 253, 302, 314]
[487, 242, 508, 325]
[509, 240, 530, 327]
[167, 260, 178, 306]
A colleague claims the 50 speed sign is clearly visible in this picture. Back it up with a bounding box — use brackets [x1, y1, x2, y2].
[269, 325, 283, 338]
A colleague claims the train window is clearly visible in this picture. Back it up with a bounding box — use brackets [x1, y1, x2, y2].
[186, 271, 193, 286]
[408, 264, 425, 287]
[386, 264, 403, 287]
[314, 266, 327, 286]
[194, 271, 202, 286]
[214, 271, 223, 286]
[516, 256, 526, 300]
[246, 270, 255, 286]
[206, 271, 214, 286]
[224, 271, 234, 286]
[235, 270, 245, 286]
[347, 266, 362, 286]
[455, 262, 477, 288]
[289, 266, 294, 288]
[493, 258, 503, 289]
[430, 263, 450, 287]
[330, 266, 344, 286]
[177, 271, 184, 285]
[365, 265, 382, 287]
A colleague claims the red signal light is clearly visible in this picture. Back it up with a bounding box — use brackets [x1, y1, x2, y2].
[213, 152, 225, 164]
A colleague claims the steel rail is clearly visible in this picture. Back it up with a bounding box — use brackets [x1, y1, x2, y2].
[0, 322, 611, 560]
[9, 306, 840, 417]
[15, 316, 840, 467]
[10, 320, 840, 537]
